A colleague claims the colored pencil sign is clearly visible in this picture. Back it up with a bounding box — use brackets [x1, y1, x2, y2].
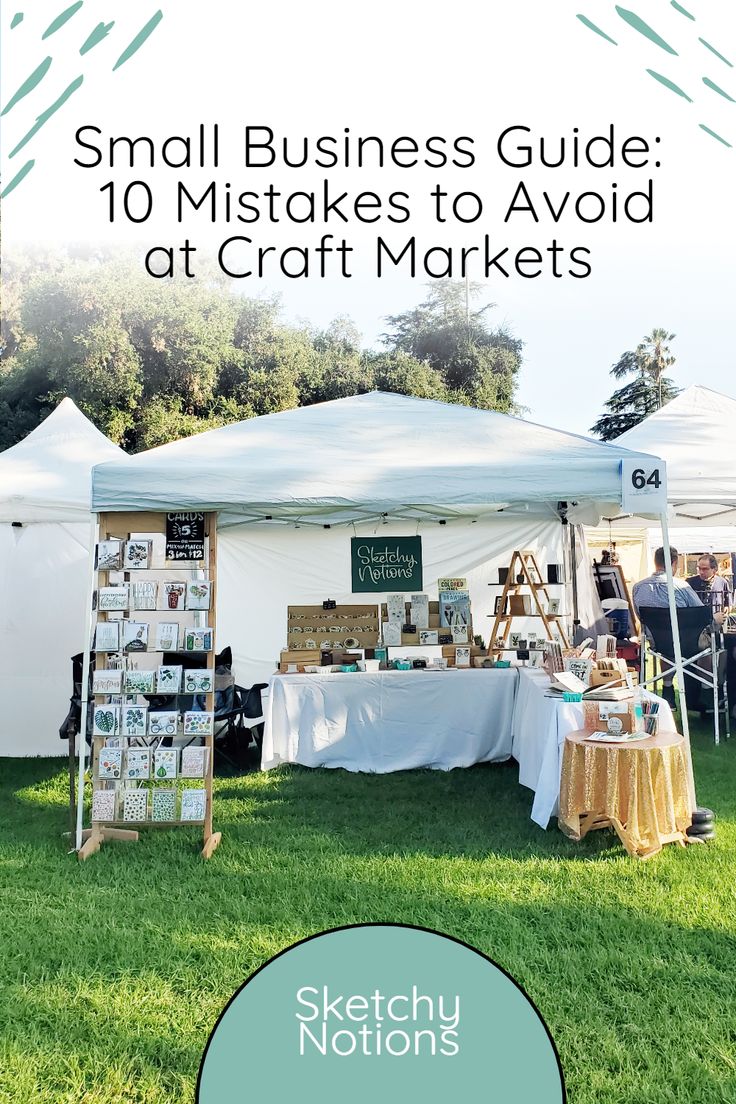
[166, 513, 205, 561]
[351, 537, 423, 592]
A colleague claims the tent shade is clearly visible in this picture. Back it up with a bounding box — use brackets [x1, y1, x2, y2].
[0, 397, 125, 523]
[91, 392, 664, 525]
[612, 385, 736, 525]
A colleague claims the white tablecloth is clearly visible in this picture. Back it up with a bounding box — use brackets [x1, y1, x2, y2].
[262, 668, 519, 773]
[511, 669, 677, 829]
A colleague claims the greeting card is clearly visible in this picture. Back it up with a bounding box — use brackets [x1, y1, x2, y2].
[154, 622, 179, 652]
[183, 711, 214, 737]
[123, 789, 148, 821]
[148, 712, 179, 737]
[387, 595, 406, 623]
[156, 665, 182, 694]
[92, 669, 123, 695]
[185, 580, 212, 610]
[98, 586, 129, 612]
[153, 747, 178, 779]
[94, 622, 120, 652]
[92, 706, 119, 738]
[184, 628, 213, 652]
[96, 541, 123, 571]
[125, 747, 152, 780]
[123, 540, 151, 570]
[162, 582, 186, 611]
[123, 669, 156, 695]
[410, 594, 429, 630]
[131, 581, 158, 611]
[92, 789, 117, 822]
[121, 621, 149, 653]
[180, 746, 209, 778]
[419, 630, 439, 646]
[121, 705, 148, 739]
[454, 646, 471, 668]
[184, 669, 215, 693]
[97, 745, 122, 779]
[152, 789, 177, 822]
[180, 788, 206, 821]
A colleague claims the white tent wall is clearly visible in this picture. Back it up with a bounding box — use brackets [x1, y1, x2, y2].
[217, 516, 605, 688]
[0, 522, 90, 756]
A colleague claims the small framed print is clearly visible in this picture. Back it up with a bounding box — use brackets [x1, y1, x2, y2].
[183, 711, 214, 737]
[123, 669, 155, 695]
[454, 646, 471, 668]
[95, 622, 120, 652]
[121, 705, 148, 738]
[162, 582, 186, 611]
[121, 621, 149, 653]
[97, 745, 122, 779]
[419, 630, 439, 646]
[96, 540, 123, 571]
[92, 668, 123, 695]
[184, 627, 213, 652]
[156, 665, 182, 694]
[125, 747, 151, 780]
[494, 596, 506, 615]
[123, 540, 151, 571]
[510, 632, 521, 648]
[547, 598, 560, 615]
[451, 625, 469, 643]
[98, 586, 129, 612]
[148, 711, 178, 737]
[184, 669, 214, 693]
[154, 622, 179, 652]
[185, 580, 212, 611]
[92, 706, 119, 738]
[153, 747, 178, 779]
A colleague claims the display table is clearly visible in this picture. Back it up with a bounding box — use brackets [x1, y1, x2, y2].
[558, 730, 691, 858]
[511, 669, 677, 829]
[262, 668, 519, 772]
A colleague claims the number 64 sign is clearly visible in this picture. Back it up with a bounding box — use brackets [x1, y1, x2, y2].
[620, 458, 667, 513]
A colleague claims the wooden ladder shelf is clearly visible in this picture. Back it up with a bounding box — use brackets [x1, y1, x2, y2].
[489, 549, 570, 655]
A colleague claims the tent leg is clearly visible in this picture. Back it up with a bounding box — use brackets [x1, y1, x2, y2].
[660, 512, 696, 812]
[75, 515, 99, 852]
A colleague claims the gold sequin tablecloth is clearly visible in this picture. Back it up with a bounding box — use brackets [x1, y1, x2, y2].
[558, 730, 692, 858]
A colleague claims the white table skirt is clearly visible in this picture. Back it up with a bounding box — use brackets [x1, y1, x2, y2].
[511, 669, 676, 829]
[262, 668, 519, 773]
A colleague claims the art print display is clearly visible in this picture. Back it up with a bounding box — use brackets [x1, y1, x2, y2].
[92, 789, 117, 822]
[93, 706, 119, 738]
[121, 621, 149, 653]
[154, 622, 179, 652]
[410, 594, 429, 630]
[125, 747, 152, 780]
[121, 705, 148, 738]
[92, 668, 123, 695]
[96, 540, 123, 571]
[184, 669, 214, 693]
[185, 580, 212, 611]
[184, 627, 213, 652]
[419, 630, 439, 646]
[163, 582, 186, 611]
[183, 711, 214, 737]
[439, 590, 471, 630]
[94, 622, 121, 653]
[123, 789, 148, 822]
[123, 669, 156, 695]
[386, 595, 406, 624]
[156, 665, 182, 694]
[97, 745, 123, 779]
[547, 598, 561, 615]
[148, 711, 179, 737]
[152, 789, 177, 821]
[123, 540, 152, 570]
[180, 788, 207, 822]
[153, 747, 178, 779]
[451, 625, 469, 643]
[98, 586, 129, 612]
[180, 746, 209, 778]
[382, 622, 401, 646]
[454, 646, 471, 668]
[131, 581, 158, 611]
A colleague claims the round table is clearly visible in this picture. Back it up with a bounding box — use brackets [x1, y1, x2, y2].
[558, 729, 692, 859]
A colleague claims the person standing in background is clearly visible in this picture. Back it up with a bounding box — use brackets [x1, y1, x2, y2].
[687, 554, 731, 613]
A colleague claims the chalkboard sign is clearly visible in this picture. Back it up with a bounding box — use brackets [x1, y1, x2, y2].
[351, 537, 423, 592]
[166, 512, 205, 561]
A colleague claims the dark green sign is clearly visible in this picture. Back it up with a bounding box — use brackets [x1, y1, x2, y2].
[351, 536, 423, 592]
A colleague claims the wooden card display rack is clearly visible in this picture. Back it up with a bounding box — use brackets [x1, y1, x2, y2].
[489, 549, 570, 655]
[286, 604, 380, 653]
[78, 510, 221, 861]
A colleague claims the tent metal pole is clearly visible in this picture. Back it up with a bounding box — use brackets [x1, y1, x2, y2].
[570, 524, 580, 633]
[660, 511, 696, 811]
[75, 514, 99, 852]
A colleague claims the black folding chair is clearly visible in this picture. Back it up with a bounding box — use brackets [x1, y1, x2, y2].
[638, 606, 730, 744]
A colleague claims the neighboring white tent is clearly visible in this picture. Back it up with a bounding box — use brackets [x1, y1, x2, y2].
[91, 392, 661, 686]
[0, 399, 125, 756]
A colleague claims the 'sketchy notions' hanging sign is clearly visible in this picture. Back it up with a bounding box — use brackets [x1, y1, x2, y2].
[351, 537, 423, 592]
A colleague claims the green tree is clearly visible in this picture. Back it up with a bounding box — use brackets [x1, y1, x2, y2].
[591, 328, 679, 440]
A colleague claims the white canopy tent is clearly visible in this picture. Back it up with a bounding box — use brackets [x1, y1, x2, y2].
[0, 399, 125, 756]
[83, 392, 690, 846]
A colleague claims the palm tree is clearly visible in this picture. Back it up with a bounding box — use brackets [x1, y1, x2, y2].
[613, 328, 676, 410]
[591, 328, 679, 440]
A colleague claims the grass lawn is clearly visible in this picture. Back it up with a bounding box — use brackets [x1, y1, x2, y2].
[1, 721, 736, 1104]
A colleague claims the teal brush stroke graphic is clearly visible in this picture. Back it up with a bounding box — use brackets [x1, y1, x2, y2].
[11, 12, 23, 28]
[9, 74, 83, 158]
[2, 56, 52, 116]
[1, 158, 34, 197]
[646, 69, 692, 101]
[42, 1, 83, 40]
[703, 76, 735, 102]
[113, 10, 163, 71]
[615, 6, 678, 55]
[576, 14, 617, 45]
[670, 1, 694, 20]
[699, 123, 732, 147]
[699, 38, 733, 68]
[80, 21, 114, 55]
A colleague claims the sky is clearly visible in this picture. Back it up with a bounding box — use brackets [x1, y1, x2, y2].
[2, 0, 734, 435]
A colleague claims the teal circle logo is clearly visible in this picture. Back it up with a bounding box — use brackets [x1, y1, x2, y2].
[197, 924, 565, 1102]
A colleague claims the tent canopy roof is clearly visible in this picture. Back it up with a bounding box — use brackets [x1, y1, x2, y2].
[92, 392, 662, 526]
[612, 385, 736, 525]
[0, 398, 125, 523]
